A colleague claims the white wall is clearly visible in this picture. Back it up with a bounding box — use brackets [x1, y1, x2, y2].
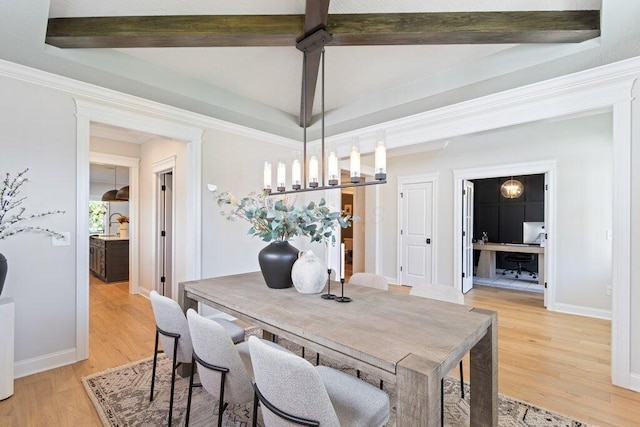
[381, 113, 613, 311]
[0, 75, 78, 368]
[200, 129, 294, 278]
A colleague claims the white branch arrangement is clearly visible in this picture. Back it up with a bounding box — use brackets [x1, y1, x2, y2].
[0, 169, 65, 241]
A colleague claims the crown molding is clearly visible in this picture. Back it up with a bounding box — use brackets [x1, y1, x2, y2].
[0, 59, 298, 149]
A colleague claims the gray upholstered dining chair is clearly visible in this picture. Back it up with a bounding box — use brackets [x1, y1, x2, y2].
[148, 290, 246, 426]
[248, 335, 390, 427]
[409, 284, 466, 426]
[348, 272, 389, 290]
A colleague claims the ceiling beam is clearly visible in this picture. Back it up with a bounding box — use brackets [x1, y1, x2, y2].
[298, 0, 330, 128]
[46, 10, 600, 49]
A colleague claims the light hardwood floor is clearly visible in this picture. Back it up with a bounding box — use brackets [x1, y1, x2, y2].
[0, 279, 638, 426]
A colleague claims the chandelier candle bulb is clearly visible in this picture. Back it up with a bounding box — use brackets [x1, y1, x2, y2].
[291, 158, 301, 190]
[350, 145, 362, 183]
[375, 134, 387, 181]
[327, 150, 339, 186]
[309, 155, 319, 188]
[263, 161, 272, 193]
[277, 160, 286, 192]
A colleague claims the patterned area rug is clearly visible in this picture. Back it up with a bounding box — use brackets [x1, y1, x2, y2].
[82, 331, 589, 426]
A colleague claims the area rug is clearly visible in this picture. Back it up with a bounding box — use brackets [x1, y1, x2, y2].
[83, 332, 589, 426]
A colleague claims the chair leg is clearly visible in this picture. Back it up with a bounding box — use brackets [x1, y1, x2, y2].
[459, 360, 465, 399]
[168, 336, 179, 427]
[150, 329, 159, 402]
[217, 371, 227, 427]
[379, 380, 384, 390]
[316, 353, 320, 366]
[185, 356, 196, 427]
[302, 347, 305, 358]
[252, 392, 259, 427]
[356, 369, 360, 378]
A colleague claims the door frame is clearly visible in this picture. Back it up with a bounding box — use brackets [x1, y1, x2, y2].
[453, 161, 557, 306]
[88, 152, 140, 295]
[397, 173, 439, 286]
[75, 99, 203, 361]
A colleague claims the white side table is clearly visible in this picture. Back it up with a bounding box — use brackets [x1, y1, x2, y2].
[0, 298, 14, 400]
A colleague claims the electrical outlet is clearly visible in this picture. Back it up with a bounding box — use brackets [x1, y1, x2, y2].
[52, 232, 70, 247]
[606, 286, 612, 296]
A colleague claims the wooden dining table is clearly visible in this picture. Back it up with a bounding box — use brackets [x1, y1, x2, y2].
[179, 272, 497, 426]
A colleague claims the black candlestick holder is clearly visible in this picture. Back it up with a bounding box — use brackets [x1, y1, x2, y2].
[335, 278, 352, 303]
[321, 268, 336, 300]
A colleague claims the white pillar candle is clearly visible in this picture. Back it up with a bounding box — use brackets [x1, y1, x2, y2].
[375, 130, 387, 178]
[340, 242, 345, 279]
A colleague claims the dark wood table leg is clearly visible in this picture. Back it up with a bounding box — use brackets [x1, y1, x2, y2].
[470, 308, 498, 426]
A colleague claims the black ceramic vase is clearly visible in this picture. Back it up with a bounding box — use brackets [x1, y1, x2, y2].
[258, 241, 299, 289]
[0, 252, 7, 297]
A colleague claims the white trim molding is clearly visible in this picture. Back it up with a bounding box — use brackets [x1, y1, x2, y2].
[76, 99, 205, 363]
[14, 349, 77, 379]
[453, 160, 558, 310]
[553, 303, 612, 321]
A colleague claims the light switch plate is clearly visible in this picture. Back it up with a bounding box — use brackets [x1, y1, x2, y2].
[52, 232, 71, 247]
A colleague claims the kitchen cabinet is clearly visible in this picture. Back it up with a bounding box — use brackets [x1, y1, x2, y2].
[89, 236, 129, 283]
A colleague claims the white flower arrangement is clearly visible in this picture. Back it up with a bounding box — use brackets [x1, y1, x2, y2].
[0, 169, 65, 240]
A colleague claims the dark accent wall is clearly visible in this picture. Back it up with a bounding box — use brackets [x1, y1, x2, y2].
[473, 174, 544, 272]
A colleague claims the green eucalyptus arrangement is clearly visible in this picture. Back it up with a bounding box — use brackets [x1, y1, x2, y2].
[0, 168, 65, 241]
[214, 190, 351, 244]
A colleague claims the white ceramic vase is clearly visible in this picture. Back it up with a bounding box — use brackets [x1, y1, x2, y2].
[291, 250, 328, 294]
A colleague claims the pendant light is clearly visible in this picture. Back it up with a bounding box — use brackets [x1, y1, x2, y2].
[101, 166, 129, 202]
[101, 166, 119, 202]
[115, 185, 129, 201]
[500, 177, 524, 199]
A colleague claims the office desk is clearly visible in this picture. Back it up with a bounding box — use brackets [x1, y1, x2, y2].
[179, 272, 497, 427]
[474, 242, 544, 285]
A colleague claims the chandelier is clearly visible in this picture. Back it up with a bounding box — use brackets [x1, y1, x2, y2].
[500, 178, 524, 199]
[263, 29, 387, 195]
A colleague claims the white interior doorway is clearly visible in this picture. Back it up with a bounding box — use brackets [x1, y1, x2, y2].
[453, 161, 556, 307]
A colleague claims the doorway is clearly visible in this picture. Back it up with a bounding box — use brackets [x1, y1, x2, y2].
[467, 174, 546, 296]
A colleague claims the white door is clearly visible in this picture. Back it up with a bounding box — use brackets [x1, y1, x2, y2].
[462, 180, 475, 293]
[400, 182, 434, 286]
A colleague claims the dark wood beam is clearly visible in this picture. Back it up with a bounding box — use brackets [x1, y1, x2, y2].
[298, 0, 330, 128]
[46, 11, 600, 49]
[327, 11, 600, 45]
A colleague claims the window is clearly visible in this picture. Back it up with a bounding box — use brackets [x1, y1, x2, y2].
[89, 201, 107, 234]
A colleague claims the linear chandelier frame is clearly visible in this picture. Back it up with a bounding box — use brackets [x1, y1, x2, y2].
[265, 28, 386, 196]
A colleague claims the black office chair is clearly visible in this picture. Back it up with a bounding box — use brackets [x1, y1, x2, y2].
[503, 253, 537, 279]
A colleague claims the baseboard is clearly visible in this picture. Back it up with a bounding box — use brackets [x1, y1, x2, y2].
[385, 276, 398, 285]
[14, 348, 77, 379]
[137, 287, 151, 299]
[552, 303, 612, 320]
[629, 373, 640, 392]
